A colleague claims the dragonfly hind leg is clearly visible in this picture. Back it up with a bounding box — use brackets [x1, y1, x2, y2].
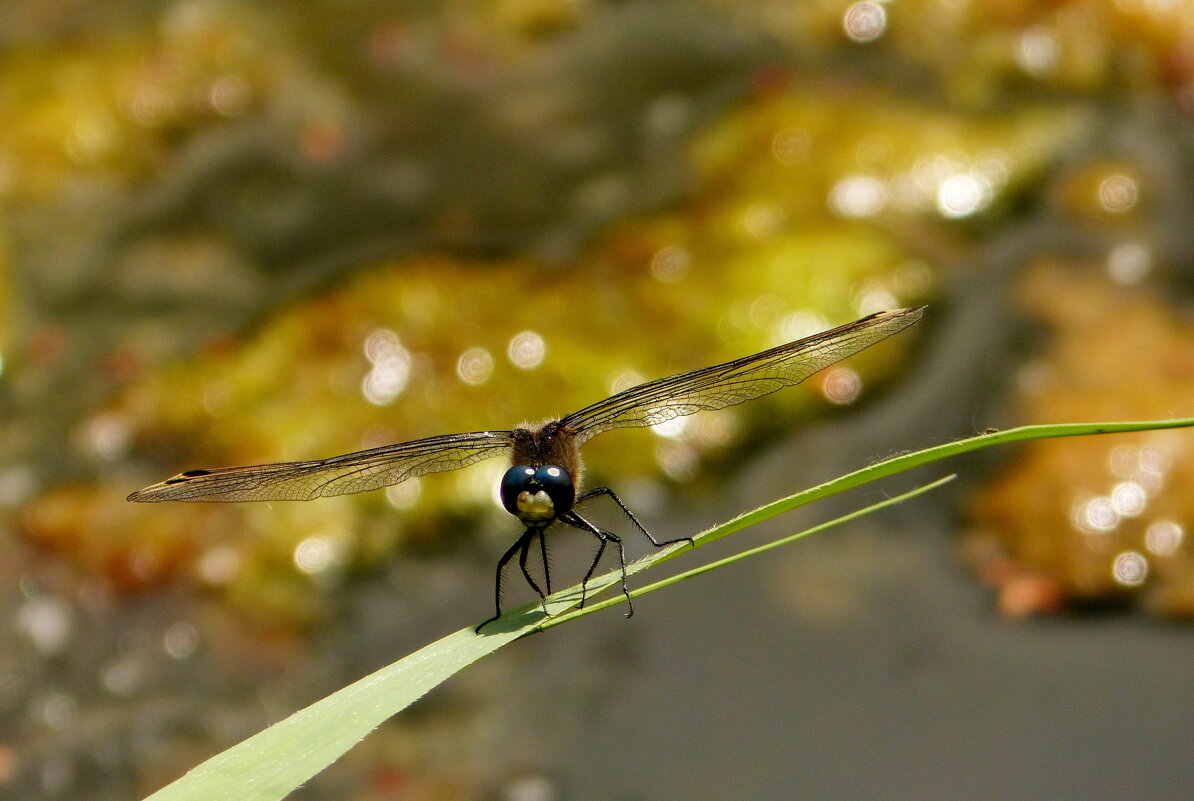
[561, 510, 632, 617]
[575, 486, 695, 549]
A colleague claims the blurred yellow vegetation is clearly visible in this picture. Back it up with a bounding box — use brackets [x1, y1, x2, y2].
[968, 265, 1194, 617]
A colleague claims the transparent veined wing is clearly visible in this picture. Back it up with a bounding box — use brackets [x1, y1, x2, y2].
[127, 430, 515, 502]
[558, 307, 924, 446]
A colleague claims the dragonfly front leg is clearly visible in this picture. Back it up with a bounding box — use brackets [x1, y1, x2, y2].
[537, 528, 552, 595]
[518, 528, 550, 614]
[476, 528, 536, 633]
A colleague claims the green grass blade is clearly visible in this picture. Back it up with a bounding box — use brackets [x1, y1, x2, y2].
[535, 474, 957, 630]
[142, 416, 1194, 801]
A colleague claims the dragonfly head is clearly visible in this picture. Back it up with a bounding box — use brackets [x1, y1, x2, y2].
[500, 464, 575, 524]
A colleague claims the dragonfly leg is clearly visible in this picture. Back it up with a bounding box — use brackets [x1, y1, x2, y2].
[562, 511, 631, 618]
[517, 528, 550, 614]
[575, 486, 694, 549]
[537, 528, 552, 595]
[476, 528, 534, 633]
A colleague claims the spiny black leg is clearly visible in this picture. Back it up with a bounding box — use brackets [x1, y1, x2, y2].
[476, 529, 534, 634]
[578, 534, 608, 609]
[517, 529, 549, 613]
[612, 535, 632, 617]
[576, 486, 694, 549]
[537, 529, 552, 595]
[562, 511, 633, 618]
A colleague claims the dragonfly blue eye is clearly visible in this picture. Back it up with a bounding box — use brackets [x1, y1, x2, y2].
[499, 465, 575, 518]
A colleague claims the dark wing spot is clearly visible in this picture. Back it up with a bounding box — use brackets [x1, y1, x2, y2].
[167, 469, 212, 483]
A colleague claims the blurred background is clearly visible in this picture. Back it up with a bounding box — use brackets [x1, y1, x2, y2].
[1, 1, 1192, 799]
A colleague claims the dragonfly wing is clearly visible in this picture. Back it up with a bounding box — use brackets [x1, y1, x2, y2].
[127, 430, 515, 502]
[559, 307, 924, 445]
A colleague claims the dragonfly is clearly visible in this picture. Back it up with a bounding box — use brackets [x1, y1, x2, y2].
[129, 306, 925, 631]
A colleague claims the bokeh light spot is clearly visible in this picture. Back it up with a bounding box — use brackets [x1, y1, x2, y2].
[651, 417, 689, 440]
[937, 173, 990, 218]
[740, 203, 786, 240]
[609, 369, 645, 395]
[776, 311, 829, 344]
[197, 545, 242, 585]
[1144, 520, 1183, 557]
[1109, 481, 1147, 517]
[650, 245, 690, 283]
[163, 622, 200, 660]
[1098, 174, 1139, 213]
[386, 477, 423, 510]
[820, 366, 862, 405]
[1112, 551, 1148, 587]
[102, 657, 144, 697]
[294, 536, 337, 574]
[1107, 242, 1152, 285]
[1015, 26, 1060, 77]
[16, 597, 72, 654]
[507, 331, 546, 370]
[829, 174, 887, 218]
[655, 441, 698, 481]
[771, 126, 811, 164]
[362, 328, 411, 406]
[1073, 495, 1119, 534]
[456, 347, 494, 386]
[40, 693, 78, 730]
[843, 2, 887, 42]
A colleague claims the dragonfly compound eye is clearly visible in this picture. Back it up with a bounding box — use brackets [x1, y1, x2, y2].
[533, 465, 575, 512]
[499, 464, 574, 523]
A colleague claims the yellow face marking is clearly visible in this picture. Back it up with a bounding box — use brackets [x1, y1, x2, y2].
[516, 489, 555, 523]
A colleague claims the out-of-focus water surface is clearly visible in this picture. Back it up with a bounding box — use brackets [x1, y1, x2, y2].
[1, 2, 1192, 799]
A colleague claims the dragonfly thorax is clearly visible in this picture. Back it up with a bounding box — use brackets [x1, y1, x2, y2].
[500, 464, 575, 525]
